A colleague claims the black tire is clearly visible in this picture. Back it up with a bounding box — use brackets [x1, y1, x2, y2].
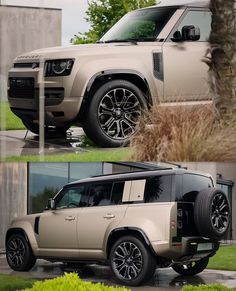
[83, 80, 147, 148]
[22, 120, 69, 138]
[110, 236, 156, 286]
[172, 257, 209, 276]
[194, 188, 230, 240]
[6, 233, 36, 271]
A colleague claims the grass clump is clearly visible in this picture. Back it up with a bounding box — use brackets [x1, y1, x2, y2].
[207, 245, 236, 271]
[182, 284, 233, 291]
[23, 273, 129, 291]
[0, 101, 24, 130]
[0, 274, 35, 291]
[4, 148, 130, 162]
[132, 105, 236, 162]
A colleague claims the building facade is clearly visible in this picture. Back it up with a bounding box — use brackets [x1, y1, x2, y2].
[0, 4, 61, 100]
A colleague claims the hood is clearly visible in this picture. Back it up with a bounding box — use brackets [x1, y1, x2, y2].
[15, 43, 140, 61]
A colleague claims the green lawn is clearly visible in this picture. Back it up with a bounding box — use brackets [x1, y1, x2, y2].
[0, 274, 35, 291]
[0, 101, 24, 130]
[4, 148, 131, 162]
[207, 245, 236, 271]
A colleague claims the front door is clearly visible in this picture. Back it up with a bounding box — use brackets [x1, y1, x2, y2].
[37, 185, 87, 257]
[163, 9, 212, 102]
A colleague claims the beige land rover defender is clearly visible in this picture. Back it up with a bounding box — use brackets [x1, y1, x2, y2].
[9, 0, 236, 147]
[6, 169, 230, 286]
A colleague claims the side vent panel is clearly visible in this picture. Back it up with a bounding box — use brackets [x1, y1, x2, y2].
[34, 216, 40, 235]
[153, 52, 164, 81]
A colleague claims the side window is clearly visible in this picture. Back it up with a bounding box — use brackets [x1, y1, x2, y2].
[175, 10, 211, 41]
[56, 186, 87, 209]
[111, 182, 125, 205]
[88, 183, 113, 207]
[176, 174, 213, 202]
[144, 175, 172, 203]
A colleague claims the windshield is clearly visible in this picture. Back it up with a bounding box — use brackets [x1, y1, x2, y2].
[99, 7, 176, 43]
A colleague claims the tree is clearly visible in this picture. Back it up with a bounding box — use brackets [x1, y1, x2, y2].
[72, 0, 156, 44]
[208, 0, 236, 120]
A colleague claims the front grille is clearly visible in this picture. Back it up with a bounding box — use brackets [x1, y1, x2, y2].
[8, 77, 35, 99]
[14, 63, 39, 68]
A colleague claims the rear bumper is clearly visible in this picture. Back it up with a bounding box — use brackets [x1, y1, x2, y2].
[151, 237, 220, 261]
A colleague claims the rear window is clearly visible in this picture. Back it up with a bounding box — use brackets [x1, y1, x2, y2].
[144, 175, 172, 203]
[176, 174, 213, 202]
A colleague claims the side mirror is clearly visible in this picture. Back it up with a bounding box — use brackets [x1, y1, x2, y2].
[47, 198, 56, 210]
[182, 25, 200, 41]
[171, 30, 183, 42]
[171, 26, 200, 42]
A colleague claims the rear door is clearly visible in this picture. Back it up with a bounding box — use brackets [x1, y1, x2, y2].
[162, 9, 212, 102]
[77, 181, 128, 258]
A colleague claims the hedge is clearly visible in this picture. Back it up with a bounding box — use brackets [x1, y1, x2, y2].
[23, 273, 129, 291]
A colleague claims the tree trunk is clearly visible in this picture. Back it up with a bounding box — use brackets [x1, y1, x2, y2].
[209, 0, 236, 120]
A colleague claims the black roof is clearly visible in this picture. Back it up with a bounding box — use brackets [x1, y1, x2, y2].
[67, 168, 212, 187]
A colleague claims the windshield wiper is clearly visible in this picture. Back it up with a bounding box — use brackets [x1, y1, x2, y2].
[97, 37, 157, 44]
[97, 39, 138, 45]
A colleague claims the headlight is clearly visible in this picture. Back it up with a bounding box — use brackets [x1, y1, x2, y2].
[44, 59, 74, 77]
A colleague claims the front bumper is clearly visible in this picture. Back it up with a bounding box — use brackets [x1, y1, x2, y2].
[8, 68, 83, 127]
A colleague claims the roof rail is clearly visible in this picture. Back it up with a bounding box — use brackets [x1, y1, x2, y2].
[162, 161, 187, 169]
[91, 167, 173, 178]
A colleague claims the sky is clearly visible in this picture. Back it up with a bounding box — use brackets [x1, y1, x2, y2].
[3, 0, 90, 45]
[2, 0, 198, 45]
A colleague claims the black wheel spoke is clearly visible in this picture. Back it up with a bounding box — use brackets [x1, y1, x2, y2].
[211, 193, 229, 233]
[98, 88, 142, 140]
[113, 241, 143, 281]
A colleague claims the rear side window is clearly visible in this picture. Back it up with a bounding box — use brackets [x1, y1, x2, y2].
[88, 183, 113, 206]
[111, 182, 125, 205]
[176, 174, 213, 201]
[144, 175, 172, 203]
[88, 181, 125, 207]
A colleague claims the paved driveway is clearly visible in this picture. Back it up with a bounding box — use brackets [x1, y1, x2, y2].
[1, 256, 236, 290]
[0, 128, 88, 159]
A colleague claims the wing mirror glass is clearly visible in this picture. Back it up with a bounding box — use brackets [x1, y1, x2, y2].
[47, 198, 56, 210]
[172, 25, 200, 42]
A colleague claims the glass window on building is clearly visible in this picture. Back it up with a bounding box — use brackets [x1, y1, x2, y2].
[28, 163, 103, 214]
[216, 178, 234, 241]
[28, 163, 68, 214]
[69, 163, 103, 182]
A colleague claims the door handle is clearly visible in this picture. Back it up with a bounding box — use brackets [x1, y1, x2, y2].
[65, 216, 76, 221]
[104, 213, 115, 219]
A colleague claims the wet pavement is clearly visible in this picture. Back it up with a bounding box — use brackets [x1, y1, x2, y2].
[0, 128, 89, 159]
[1, 255, 236, 290]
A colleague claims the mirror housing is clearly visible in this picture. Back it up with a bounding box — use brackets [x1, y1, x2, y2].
[171, 26, 200, 42]
[182, 25, 200, 41]
[47, 198, 56, 210]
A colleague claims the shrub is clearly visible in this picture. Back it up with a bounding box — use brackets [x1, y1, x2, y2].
[131, 105, 236, 162]
[23, 273, 129, 291]
[182, 283, 233, 291]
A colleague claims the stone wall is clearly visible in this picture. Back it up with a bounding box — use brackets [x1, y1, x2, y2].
[0, 5, 61, 100]
[0, 163, 27, 248]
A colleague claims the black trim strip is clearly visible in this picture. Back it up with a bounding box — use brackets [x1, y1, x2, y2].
[34, 216, 40, 235]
